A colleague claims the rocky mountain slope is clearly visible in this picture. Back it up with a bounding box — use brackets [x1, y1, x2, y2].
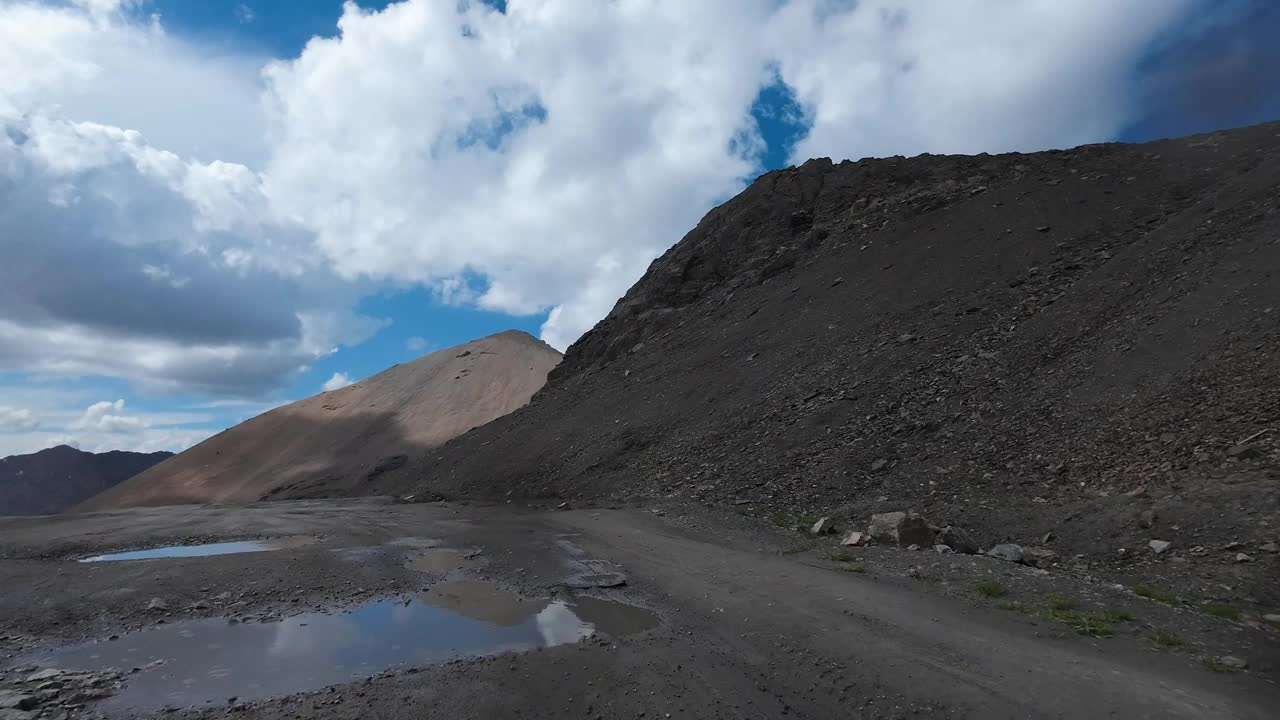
[0, 445, 171, 515]
[80, 330, 560, 509]
[369, 122, 1279, 607]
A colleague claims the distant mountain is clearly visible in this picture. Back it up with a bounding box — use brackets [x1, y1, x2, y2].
[0, 445, 173, 516]
[80, 330, 561, 509]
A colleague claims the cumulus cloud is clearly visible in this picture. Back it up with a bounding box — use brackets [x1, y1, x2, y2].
[260, 0, 1209, 349]
[72, 399, 148, 433]
[321, 372, 353, 392]
[0, 0, 1228, 401]
[0, 406, 39, 432]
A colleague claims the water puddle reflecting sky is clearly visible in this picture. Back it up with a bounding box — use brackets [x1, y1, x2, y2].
[28, 583, 658, 714]
[79, 540, 294, 563]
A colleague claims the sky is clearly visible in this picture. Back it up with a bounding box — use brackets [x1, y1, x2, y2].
[0, 0, 1277, 457]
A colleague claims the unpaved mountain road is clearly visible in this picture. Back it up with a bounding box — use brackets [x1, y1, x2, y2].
[0, 499, 1275, 719]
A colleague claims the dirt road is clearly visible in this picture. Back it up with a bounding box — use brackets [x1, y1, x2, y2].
[1, 499, 1275, 719]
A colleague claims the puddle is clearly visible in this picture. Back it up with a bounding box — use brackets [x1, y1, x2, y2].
[79, 538, 310, 563]
[27, 585, 658, 714]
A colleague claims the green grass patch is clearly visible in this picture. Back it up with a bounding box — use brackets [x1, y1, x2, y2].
[1046, 593, 1077, 611]
[1148, 631, 1184, 649]
[1200, 603, 1242, 621]
[976, 580, 1007, 598]
[829, 549, 855, 562]
[1133, 585, 1178, 605]
[1042, 607, 1115, 637]
[1102, 608, 1135, 623]
[770, 511, 790, 528]
[838, 563, 866, 574]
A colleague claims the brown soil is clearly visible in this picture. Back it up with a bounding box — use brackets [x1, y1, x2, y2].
[79, 330, 560, 509]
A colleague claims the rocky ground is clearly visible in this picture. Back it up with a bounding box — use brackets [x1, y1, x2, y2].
[1, 498, 1277, 719]
[360, 121, 1279, 625]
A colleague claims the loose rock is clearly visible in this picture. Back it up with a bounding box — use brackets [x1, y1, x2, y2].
[939, 526, 979, 555]
[146, 598, 169, 611]
[868, 511, 935, 548]
[1217, 656, 1248, 670]
[1023, 547, 1060, 567]
[1148, 540, 1171, 555]
[987, 544, 1024, 564]
[1235, 553, 1253, 563]
[840, 531, 867, 547]
[810, 517, 835, 535]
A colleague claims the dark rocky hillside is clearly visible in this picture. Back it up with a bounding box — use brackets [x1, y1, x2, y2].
[370, 122, 1280, 607]
[0, 445, 172, 515]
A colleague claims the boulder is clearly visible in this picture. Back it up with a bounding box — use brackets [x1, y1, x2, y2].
[146, 598, 169, 611]
[869, 511, 935, 548]
[0, 693, 37, 711]
[987, 544, 1024, 564]
[1218, 656, 1248, 670]
[1023, 547, 1060, 567]
[939, 526, 979, 554]
[840, 531, 867, 547]
[1149, 540, 1171, 555]
[1235, 553, 1253, 563]
[810, 517, 835, 535]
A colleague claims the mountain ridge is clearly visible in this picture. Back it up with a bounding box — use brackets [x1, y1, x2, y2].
[0, 445, 172, 516]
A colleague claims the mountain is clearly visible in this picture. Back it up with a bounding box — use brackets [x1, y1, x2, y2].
[0, 445, 172, 516]
[80, 330, 561, 509]
[361, 122, 1278, 594]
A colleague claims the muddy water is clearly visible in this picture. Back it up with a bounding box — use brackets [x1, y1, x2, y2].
[79, 538, 311, 563]
[29, 584, 658, 714]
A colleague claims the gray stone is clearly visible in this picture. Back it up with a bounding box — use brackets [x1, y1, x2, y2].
[0, 692, 38, 711]
[810, 517, 835, 535]
[1235, 553, 1253, 563]
[840, 531, 867, 547]
[934, 544, 953, 554]
[988, 544, 1025, 564]
[1149, 540, 1172, 555]
[1218, 656, 1248, 670]
[939, 526, 979, 554]
[870, 458, 889, 472]
[1263, 614, 1280, 624]
[23, 669, 63, 683]
[869, 512, 907, 544]
[1138, 510, 1156, 529]
[868, 511, 935, 548]
[1260, 542, 1279, 554]
[146, 598, 169, 611]
[1226, 444, 1262, 459]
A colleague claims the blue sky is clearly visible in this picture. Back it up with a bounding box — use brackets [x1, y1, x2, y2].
[0, 0, 1276, 456]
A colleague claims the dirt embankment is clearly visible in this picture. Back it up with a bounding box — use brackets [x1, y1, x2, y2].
[80, 330, 560, 510]
[368, 122, 1279, 611]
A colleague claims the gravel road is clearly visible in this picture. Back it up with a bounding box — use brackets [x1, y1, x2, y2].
[1, 499, 1275, 719]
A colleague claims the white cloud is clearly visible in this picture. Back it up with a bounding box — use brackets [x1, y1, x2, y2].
[234, 4, 255, 25]
[72, 399, 148, 433]
[322, 372, 353, 392]
[260, 0, 1206, 349]
[405, 336, 430, 352]
[0, 0, 1217, 396]
[0, 406, 39, 432]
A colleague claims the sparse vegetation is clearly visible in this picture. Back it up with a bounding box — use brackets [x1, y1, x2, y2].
[770, 511, 790, 528]
[1133, 585, 1178, 605]
[829, 549, 854, 562]
[1046, 593, 1077, 611]
[838, 563, 866, 574]
[1148, 631, 1184, 649]
[1200, 603, 1242, 621]
[976, 580, 1006, 598]
[1039, 595, 1133, 637]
